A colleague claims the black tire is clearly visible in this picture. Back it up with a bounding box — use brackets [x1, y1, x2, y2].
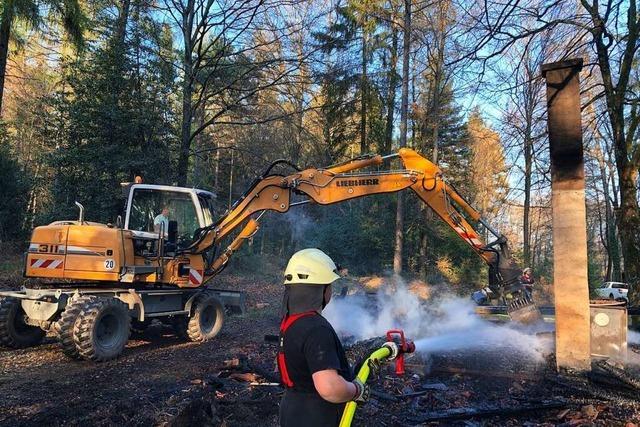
[0, 297, 45, 348]
[609, 293, 615, 300]
[53, 295, 93, 359]
[186, 292, 224, 342]
[73, 297, 131, 362]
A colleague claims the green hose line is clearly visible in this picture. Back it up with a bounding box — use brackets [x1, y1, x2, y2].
[339, 347, 392, 427]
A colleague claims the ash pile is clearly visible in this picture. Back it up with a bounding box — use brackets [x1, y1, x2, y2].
[345, 337, 640, 426]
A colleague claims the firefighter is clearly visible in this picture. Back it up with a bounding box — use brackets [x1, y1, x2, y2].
[278, 248, 368, 427]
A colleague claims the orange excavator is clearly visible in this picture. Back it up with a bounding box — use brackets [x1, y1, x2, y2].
[0, 148, 539, 361]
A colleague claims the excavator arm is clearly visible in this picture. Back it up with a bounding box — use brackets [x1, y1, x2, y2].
[184, 148, 539, 322]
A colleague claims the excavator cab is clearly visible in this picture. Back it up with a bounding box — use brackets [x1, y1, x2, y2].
[124, 184, 217, 251]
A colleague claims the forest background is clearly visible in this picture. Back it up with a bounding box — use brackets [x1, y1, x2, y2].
[0, 0, 638, 302]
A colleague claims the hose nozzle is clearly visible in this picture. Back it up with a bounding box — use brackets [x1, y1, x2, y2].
[385, 329, 415, 376]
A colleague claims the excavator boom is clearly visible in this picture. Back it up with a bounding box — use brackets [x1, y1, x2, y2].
[186, 148, 539, 322]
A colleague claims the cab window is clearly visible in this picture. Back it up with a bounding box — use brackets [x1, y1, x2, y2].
[198, 195, 217, 226]
[128, 189, 200, 240]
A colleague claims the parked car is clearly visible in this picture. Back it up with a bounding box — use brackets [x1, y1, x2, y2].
[595, 282, 629, 301]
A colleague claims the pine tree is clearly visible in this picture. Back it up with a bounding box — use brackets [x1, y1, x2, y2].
[48, 1, 177, 222]
[0, 0, 85, 115]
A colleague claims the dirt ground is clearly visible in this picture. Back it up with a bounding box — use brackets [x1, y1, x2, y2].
[1, 272, 639, 426]
[0, 274, 284, 427]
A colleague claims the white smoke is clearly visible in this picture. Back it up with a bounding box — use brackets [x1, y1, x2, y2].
[323, 284, 425, 340]
[323, 280, 550, 361]
[283, 209, 313, 249]
[629, 330, 640, 345]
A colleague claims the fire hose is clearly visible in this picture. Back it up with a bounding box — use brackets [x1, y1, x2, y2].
[339, 330, 415, 427]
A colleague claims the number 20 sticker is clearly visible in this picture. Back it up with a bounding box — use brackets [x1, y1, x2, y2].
[104, 259, 115, 270]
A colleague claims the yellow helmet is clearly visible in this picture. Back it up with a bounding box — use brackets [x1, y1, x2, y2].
[284, 248, 340, 285]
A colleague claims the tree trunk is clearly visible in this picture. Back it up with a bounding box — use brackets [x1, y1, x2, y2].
[383, 23, 398, 154]
[177, 81, 192, 185]
[176, 2, 195, 186]
[420, 2, 446, 277]
[531, 216, 541, 271]
[597, 155, 611, 280]
[429, 61, 441, 163]
[393, 0, 411, 275]
[177, 38, 193, 186]
[594, 144, 620, 281]
[617, 162, 640, 302]
[521, 56, 539, 268]
[192, 102, 205, 187]
[360, 26, 368, 154]
[523, 133, 532, 266]
[115, 0, 131, 50]
[294, 79, 304, 165]
[394, 194, 405, 273]
[228, 148, 234, 210]
[411, 70, 416, 146]
[419, 230, 428, 278]
[605, 155, 622, 279]
[214, 141, 220, 190]
[0, 6, 13, 117]
[429, 0, 447, 163]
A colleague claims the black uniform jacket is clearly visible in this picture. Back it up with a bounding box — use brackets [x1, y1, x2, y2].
[279, 314, 352, 427]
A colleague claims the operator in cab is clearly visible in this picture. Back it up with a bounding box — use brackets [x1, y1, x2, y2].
[153, 206, 170, 235]
[278, 249, 368, 427]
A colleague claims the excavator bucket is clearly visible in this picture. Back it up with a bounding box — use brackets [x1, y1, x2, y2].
[488, 241, 543, 324]
[507, 294, 543, 324]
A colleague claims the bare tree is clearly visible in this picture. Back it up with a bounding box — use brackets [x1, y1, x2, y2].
[497, 36, 550, 268]
[461, 0, 640, 300]
[584, 97, 623, 281]
[157, 0, 308, 185]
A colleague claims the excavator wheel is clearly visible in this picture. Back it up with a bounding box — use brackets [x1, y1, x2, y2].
[73, 296, 131, 362]
[0, 297, 45, 348]
[186, 291, 224, 342]
[53, 295, 93, 359]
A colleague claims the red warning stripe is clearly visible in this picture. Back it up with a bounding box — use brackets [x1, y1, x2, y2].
[189, 269, 203, 286]
[30, 258, 64, 269]
[453, 227, 484, 248]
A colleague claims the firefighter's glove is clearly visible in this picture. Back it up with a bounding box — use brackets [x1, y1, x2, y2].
[352, 378, 369, 404]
